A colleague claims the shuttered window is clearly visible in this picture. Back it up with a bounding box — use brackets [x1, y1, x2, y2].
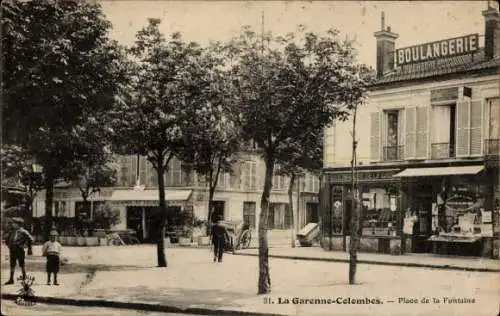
[455, 99, 484, 157]
[398, 109, 405, 150]
[416, 106, 429, 158]
[455, 100, 471, 157]
[405, 107, 417, 159]
[469, 100, 483, 156]
[370, 112, 381, 161]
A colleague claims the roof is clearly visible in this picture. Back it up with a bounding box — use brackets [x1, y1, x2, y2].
[371, 50, 500, 87]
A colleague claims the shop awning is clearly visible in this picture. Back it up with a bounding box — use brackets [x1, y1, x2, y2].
[393, 166, 484, 178]
[109, 189, 193, 202]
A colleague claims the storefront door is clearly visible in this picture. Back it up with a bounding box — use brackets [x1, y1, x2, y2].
[412, 196, 433, 253]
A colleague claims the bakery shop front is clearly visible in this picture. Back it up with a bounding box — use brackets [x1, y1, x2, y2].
[320, 162, 498, 258]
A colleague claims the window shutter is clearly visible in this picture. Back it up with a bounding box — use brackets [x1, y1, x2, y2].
[398, 109, 405, 146]
[469, 100, 483, 156]
[370, 112, 381, 161]
[416, 106, 429, 159]
[405, 106, 417, 159]
[456, 100, 471, 157]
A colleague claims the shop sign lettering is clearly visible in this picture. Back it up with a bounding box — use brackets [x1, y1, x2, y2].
[396, 34, 479, 66]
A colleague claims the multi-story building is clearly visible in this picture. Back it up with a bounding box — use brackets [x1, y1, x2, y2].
[320, 5, 500, 258]
[32, 144, 320, 241]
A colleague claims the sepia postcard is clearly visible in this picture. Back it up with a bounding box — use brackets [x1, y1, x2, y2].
[1, 1, 499, 316]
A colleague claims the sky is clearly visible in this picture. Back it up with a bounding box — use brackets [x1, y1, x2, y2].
[100, 1, 493, 68]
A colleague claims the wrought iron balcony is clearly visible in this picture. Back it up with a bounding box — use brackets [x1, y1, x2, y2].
[383, 146, 404, 161]
[431, 143, 455, 159]
[485, 139, 500, 156]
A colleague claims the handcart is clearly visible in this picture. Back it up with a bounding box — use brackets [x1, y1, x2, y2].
[219, 220, 252, 252]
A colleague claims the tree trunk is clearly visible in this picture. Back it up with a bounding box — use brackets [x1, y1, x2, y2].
[44, 174, 54, 242]
[206, 158, 222, 236]
[156, 163, 167, 267]
[258, 154, 275, 294]
[349, 105, 359, 285]
[288, 173, 296, 248]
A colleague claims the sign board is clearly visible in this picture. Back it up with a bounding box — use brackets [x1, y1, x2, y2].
[431, 87, 459, 103]
[396, 34, 479, 66]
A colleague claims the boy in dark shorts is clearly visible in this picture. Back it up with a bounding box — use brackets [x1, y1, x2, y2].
[42, 229, 62, 285]
[3, 218, 34, 285]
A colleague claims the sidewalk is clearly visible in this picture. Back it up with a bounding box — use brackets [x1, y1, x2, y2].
[235, 246, 500, 272]
[1, 247, 499, 316]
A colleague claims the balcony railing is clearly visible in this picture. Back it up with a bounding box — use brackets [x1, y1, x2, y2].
[485, 139, 500, 156]
[431, 143, 455, 159]
[383, 146, 404, 161]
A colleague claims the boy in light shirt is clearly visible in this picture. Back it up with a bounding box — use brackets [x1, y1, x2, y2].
[42, 230, 62, 285]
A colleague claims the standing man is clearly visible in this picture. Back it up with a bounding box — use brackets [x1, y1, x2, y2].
[211, 215, 229, 263]
[3, 217, 34, 285]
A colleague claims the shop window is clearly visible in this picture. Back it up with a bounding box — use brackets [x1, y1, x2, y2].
[330, 186, 344, 235]
[243, 202, 256, 228]
[431, 104, 456, 159]
[361, 187, 398, 236]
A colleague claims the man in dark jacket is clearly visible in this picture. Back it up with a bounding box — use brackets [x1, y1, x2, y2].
[211, 215, 229, 263]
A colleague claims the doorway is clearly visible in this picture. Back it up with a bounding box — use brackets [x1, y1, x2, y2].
[306, 203, 319, 223]
[127, 207, 144, 242]
[209, 201, 225, 222]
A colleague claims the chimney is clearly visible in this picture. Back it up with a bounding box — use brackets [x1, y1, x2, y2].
[483, 2, 500, 59]
[374, 12, 399, 78]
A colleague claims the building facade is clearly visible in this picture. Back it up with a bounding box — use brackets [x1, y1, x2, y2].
[321, 6, 500, 258]
[32, 146, 320, 241]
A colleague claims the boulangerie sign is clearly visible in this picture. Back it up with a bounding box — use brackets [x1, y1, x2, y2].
[396, 34, 479, 66]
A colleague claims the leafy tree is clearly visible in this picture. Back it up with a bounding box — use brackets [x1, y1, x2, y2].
[181, 43, 241, 234]
[70, 115, 117, 219]
[275, 127, 324, 248]
[2, 0, 129, 240]
[110, 19, 204, 267]
[228, 26, 369, 293]
[1, 145, 43, 254]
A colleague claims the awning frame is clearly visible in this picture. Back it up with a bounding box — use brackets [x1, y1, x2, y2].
[393, 165, 484, 178]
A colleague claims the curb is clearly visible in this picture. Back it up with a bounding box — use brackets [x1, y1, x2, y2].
[1, 293, 286, 316]
[233, 252, 500, 273]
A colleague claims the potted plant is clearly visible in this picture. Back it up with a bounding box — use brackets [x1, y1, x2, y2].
[194, 220, 210, 246]
[178, 226, 192, 246]
[92, 203, 121, 246]
[76, 232, 86, 246]
[84, 220, 99, 246]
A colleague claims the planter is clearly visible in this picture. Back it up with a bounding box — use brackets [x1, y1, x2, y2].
[85, 237, 99, 246]
[198, 236, 210, 246]
[76, 236, 86, 246]
[98, 237, 107, 246]
[67, 236, 76, 246]
[178, 237, 191, 246]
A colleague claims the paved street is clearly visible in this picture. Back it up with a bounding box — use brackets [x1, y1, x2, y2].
[1, 245, 499, 316]
[0, 299, 199, 316]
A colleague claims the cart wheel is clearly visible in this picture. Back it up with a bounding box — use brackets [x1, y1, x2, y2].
[240, 230, 251, 249]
